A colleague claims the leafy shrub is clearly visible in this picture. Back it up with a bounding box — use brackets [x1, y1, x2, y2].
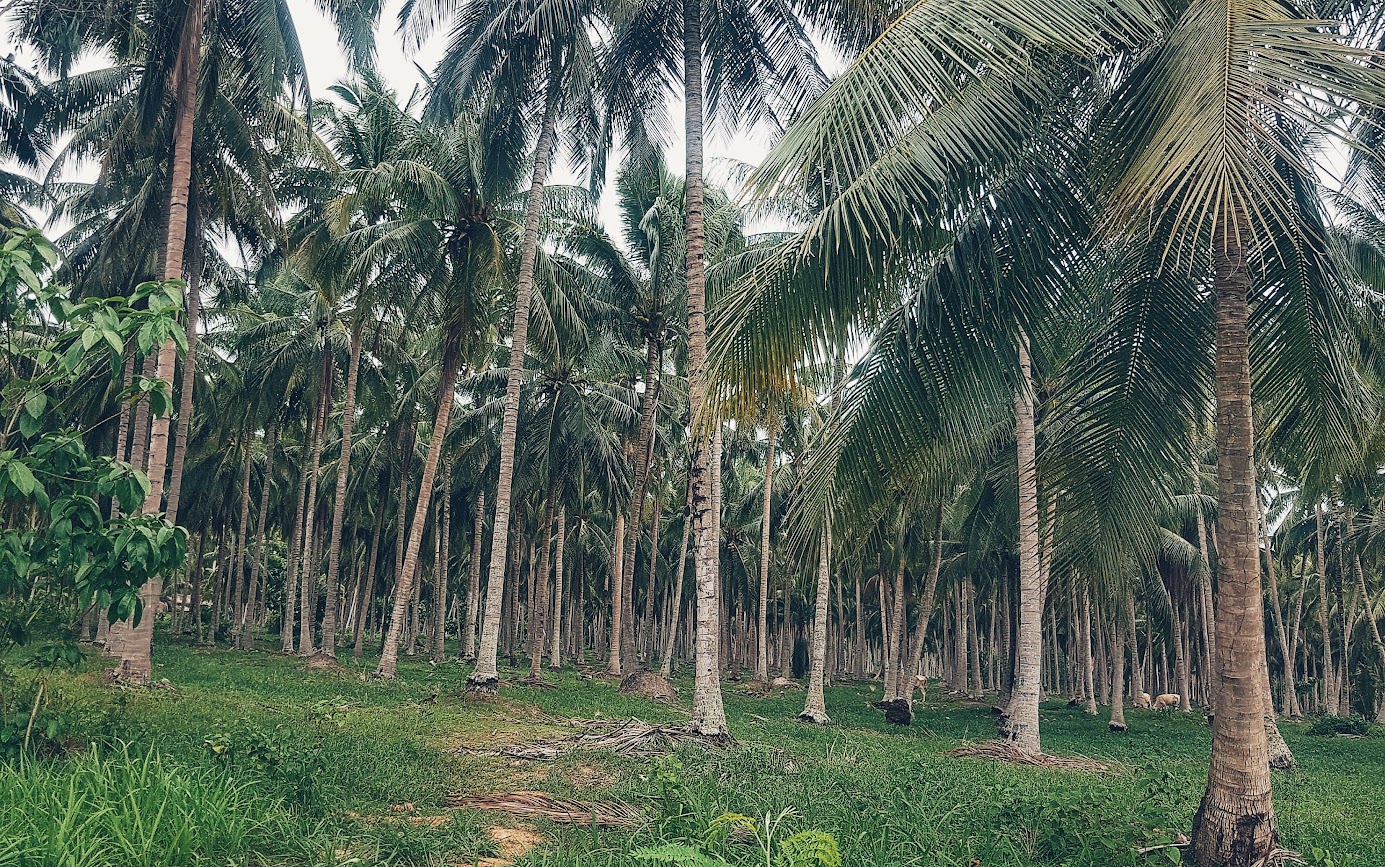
[632, 808, 841, 867]
[1307, 715, 1372, 737]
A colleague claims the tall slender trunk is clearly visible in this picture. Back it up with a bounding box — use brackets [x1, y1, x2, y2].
[883, 556, 905, 700]
[799, 525, 833, 723]
[299, 370, 330, 655]
[231, 442, 253, 643]
[550, 506, 566, 668]
[641, 488, 664, 661]
[240, 424, 277, 649]
[621, 341, 662, 671]
[968, 579, 983, 697]
[1110, 607, 1128, 732]
[1081, 588, 1098, 715]
[1262, 510, 1299, 717]
[901, 516, 944, 698]
[469, 62, 562, 690]
[165, 251, 202, 525]
[112, 0, 203, 683]
[282, 429, 311, 654]
[1192, 449, 1217, 712]
[1000, 335, 1043, 755]
[1127, 591, 1144, 702]
[1314, 505, 1335, 712]
[462, 493, 485, 660]
[375, 345, 461, 679]
[322, 325, 365, 656]
[1188, 209, 1278, 866]
[607, 511, 625, 674]
[529, 497, 554, 680]
[353, 490, 386, 657]
[660, 497, 693, 679]
[680, 0, 727, 736]
[753, 421, 775, 678]
[433, 471, 452, 662]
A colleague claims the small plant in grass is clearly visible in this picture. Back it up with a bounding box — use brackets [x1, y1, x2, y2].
[1307, 716, 1373, 737]
[633, 808, 841, 867]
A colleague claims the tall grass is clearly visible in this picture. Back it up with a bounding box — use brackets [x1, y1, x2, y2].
[0, 744, 313, 867]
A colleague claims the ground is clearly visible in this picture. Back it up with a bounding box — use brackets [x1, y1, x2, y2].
[4, 635, 1383, 867]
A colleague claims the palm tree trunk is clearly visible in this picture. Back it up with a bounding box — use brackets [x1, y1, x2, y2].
[321, 325, 364, 656]
[353, 489, 386, 657]
[529, 497, 554, 680]
[607, 511, 625, 674]
[1082, 588, 1098, 715]
[661, 490, 694, 679]
[901, 516, 944, 698]
[1262, 510, 1299, 717]
[299, 370, 330, 655]
[374, 345, 461, 679]
[621, 341, 662, 671]
[754, 424, 776, 683]
[433, 471, 452, 662]
[112, 0, 203, 683]
[282, 430, 311, 654]
[681, 0, 726, 737]
[231, 442, 253, 643]
[883, 557, 905, 700]
[1110, 608, 1128, 732]
[1188, 210, 1278, 866]
[641, 489, 664, 661]
[165, 248, 202, 525]
[462, 493, 484, 660]
[1314, 505, 1335, 712]
[550, 506, 566, 669]
[968, 579, 983, 697]
[1000, 335, 1043, 755]
[799, 526, 833, 723]
[468, 62, 562, 690]
[240, 424, 277, 649]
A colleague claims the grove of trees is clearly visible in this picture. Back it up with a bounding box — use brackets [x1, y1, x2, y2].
[3, 0, 1385, 865]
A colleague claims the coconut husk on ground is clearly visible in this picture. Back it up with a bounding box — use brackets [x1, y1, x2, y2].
[617, 671, 678, 702]
[445, 791, 640, 828]
[945, 740, 1111, 772]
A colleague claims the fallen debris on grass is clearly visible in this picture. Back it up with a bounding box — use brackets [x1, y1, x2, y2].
[944, 740, 1111, 772]
[445, 791, 640, 828]
[455, 717, 733, 760]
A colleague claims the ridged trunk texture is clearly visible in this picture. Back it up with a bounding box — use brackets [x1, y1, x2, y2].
[469, 66, 561, 689]
[1000, 336, 1043, 755]
[375, 347, 460, 679]
[799, 528, 832, 724]
[230, 442, 253, 645]
[322, 326, 364, 656]
[682, 0, 726, 736]
[113, 0, 203, 682]
[1188, 210, 1278, 867]
[281, 428, 311, 654]
[1313, 507, 1335, 714]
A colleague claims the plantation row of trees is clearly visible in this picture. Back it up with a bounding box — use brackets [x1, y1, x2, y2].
[3, 0, 1385, 864]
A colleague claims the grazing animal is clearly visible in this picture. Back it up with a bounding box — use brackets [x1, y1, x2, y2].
[913, 674, 928, 704]
[1134, 692, 1152, 709]
[1153, 693, 1181, 711]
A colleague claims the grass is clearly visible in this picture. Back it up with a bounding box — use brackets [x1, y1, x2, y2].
[4, 632, 1383, 867]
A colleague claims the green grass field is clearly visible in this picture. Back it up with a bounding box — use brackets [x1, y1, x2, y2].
[4, 636, 1382, 867]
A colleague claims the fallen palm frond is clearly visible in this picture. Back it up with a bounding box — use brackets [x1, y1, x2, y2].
[445, 791, 641, 827]
[454, 717, 734, 761]
[944, 740, 1111, 772]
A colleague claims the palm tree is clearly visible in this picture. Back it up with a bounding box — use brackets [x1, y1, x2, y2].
[608, 0, 827, 736]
